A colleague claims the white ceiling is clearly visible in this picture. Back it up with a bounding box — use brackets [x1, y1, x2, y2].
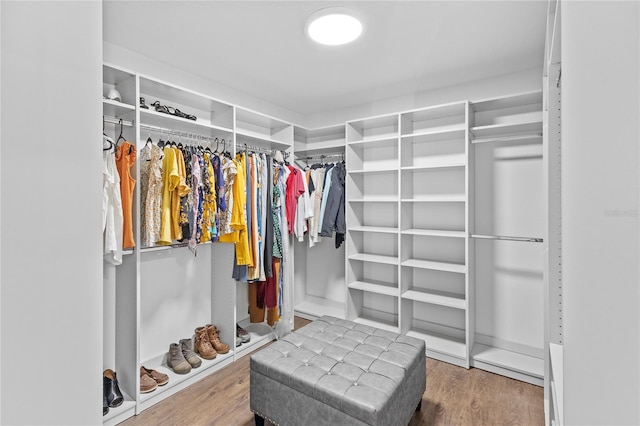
[103, 1, 548, 116]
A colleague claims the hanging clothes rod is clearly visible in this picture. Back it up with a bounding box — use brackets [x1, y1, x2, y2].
[139, 123, 222, 143]
[472, 133, 543, 144]
[104, 116, 133, 127]
[471, 234, 543, 243]
[238, 142, 276, 154]
[304, 153, 344, 160]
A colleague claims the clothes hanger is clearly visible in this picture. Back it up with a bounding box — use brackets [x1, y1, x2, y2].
[103, 116, 114, 151]
[116, 119, 126, 146]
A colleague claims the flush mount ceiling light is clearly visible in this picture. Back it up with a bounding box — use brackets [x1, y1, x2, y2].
[306, 7, 363, 46]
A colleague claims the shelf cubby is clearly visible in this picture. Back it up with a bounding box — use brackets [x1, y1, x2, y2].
[236, 107, 293, 149]
[470, 91, 543, 141]
[347, 260, 398, 295]
[294, 125, 345, 156]
[400, 102, 466, 136]
[401, 200, 465, 233]
[346, 114, 399, 143]
[401, 130, 466, 169]
[401, 168, 465, 201]
[139, 76, 234, 132]
[401, 267, 466, 308]
[347, 288, 399, 332]
[347, 171, 398, 201]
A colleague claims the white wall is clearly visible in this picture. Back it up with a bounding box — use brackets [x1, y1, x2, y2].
[306, 67, 542, 128]
[104, 42, 307, 127]
[562, 2, 640, 425]
[0, 2, 103, 424]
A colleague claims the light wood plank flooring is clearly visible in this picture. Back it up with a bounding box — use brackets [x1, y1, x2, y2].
[121, 317, 544, 426]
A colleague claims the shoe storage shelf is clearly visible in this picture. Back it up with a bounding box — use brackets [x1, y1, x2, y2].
[102, 64, 301, 425]
[469, 90, 545, 385]
[293, 124, 347, 320]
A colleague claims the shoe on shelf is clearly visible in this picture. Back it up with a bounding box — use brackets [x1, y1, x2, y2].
[103, 392, 109, 416]
[194, 326, 217, 360]
[140, 366, 169, 386]
[103, 369, 124, 408]
[179, 338, 202, 368]
[236, 323, 251, 343]
[168, 343, 192, 374]
[235, 335, 242, 347]
[206, 324, 230, 354]
[139, 370, 158, 394]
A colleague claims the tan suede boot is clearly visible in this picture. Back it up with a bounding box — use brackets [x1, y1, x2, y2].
[206, 324, 230, 354]
[194, 326, 217, 360]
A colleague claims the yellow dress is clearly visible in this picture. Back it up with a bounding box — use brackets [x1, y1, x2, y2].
[158, 147, 179, 245]
[170, 147, 190, 241]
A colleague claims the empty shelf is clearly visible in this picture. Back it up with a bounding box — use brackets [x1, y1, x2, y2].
[401, 259, 466, 273]
[470, 121, 542, 139]
[401, 126, 466, 140]
[349, 226, 398, 234]
[472, 343, 544, 378]
[295, 299, 345, 319]
[402, 289, 466, 309]
[401, 195, 465, 202]
[348, 253, 399, 265]
[348, 281, 398, 296]
[349, 168, 398, 175]
[402, 229, 465, 238]
[405, 328, 466, 359]
[352, 316, 398, 333]
[349, 196, 398, 203]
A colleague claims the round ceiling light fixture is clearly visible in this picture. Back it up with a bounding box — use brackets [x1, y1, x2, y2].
[306, 7, 363, 46]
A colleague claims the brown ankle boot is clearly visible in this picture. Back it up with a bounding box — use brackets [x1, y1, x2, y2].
[194, 326, 217, 360]
[206, 324, 230, 354]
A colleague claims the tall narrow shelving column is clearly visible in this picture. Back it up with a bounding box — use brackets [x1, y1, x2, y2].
[345, 114, 400, 332]
[469, 91, 545, 386]
[293, 125, 347, 320]
[398, 102, 471, 368]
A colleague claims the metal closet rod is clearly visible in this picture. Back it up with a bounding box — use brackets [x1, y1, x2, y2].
[238, 142, 278, 154]
[471, 234, 543, 243]
[104, 116, 133, 127]
[305, 153, 344, 160]
[139, 123, 224, 144]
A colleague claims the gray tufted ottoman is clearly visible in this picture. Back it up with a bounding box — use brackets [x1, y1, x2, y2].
[250, 316, 426, 426]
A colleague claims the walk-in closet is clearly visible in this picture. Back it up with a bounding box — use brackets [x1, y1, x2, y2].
[1, 1, 638, 426]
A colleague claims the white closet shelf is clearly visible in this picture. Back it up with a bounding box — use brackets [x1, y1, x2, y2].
[401, 229, 465, 238]
[471, 91, 542, 112]
[102, 99, 135, 117]
[471, 343, 544, 379]
[352, 316, 398, 333]
[235, 320, 277, 357]
[472, 133, 543, 145]
[400, 162, 465, 171]
[401, 289, 466, 310]
[550, 343, 564, 422]
[139, 75, 232, 113]
[140, 109, 233, 137]
[348, 253, 399, 265]
[235, 129, 291, 150]
[295, 298, 345, 320]
[401, 125, 466, 140]
[349, 226, 398, 234]
[348, 168, 397, 175]
[349, 196, 398, 203]
[347, 136, 398, 148]
[348, 280, 398, 297]
[401, 259, 466, 274]
[405, 328, 466, 360]
[137, 351, 235, 412]
[470, 120, 542, 139]
[401, 195, 466, 203]
[294, 142, 345, 157]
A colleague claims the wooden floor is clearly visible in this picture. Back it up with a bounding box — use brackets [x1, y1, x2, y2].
[121, 317, 544, 426]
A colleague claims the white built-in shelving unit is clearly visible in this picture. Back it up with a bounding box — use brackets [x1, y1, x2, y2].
[293, 125, 347, 320]
[102, 65, 296, 424]
[469, 90, 545, 386]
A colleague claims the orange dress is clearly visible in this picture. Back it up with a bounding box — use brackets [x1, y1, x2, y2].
[115, 141, 136, 249]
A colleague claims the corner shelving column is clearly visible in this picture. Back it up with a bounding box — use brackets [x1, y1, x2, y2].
[233, 107, 293, 357]
[469, 90, 545, 386]
[398, 102, 470, 368]
[136, 75, 237, 413]
[293, 125, 346, 320]
[102, 63, 138, 426]
[345, 114, 400, 332]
